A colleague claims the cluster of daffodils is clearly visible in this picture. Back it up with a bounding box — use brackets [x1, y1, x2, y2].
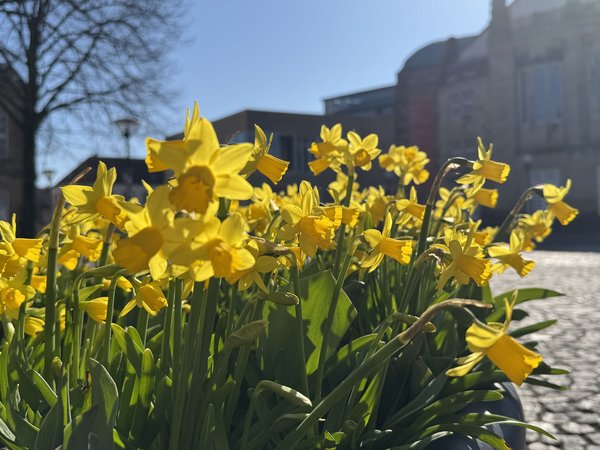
[2, 103, 578, 392]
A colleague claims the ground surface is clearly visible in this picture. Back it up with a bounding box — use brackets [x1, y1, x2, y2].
[491, 250, 600, 449]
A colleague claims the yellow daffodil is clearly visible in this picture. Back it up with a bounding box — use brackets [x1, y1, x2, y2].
[434, 228, 492, 289]
[542, 179, 578, 225]
[240, 125, 289, 183]
[0, 272, 35, 318]
[278, 183, 341, 257]
[447, 298, 542, 385]
[61, 161, 128, 229]
[308, 124, 347, 175]
[347, 131, 381, 171]
[80, 297, 108, 323]
[378, 145, 430, 185]
[24, 316, 45, 336]
[113, 185, 186, 279]
[516, 211, 553, 250]
[465, 181, 498, 209]
[237, 240, 279, 293]
[457, 138, 510, 185]
[146, 103, 254, 214]
[364, 187, 392, 225]
[328, 171, 359, 203]
[119, 281, 168, 317]
[362, 213, 413, 272]
[396, 186, 426, 225]
[0, 215, 43, 278]
[174, 213, 255, 284]
[488, 232, 535, 277]
[58, 227, 103, 270]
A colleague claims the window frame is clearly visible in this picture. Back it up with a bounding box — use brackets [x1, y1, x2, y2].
[519, 62, 564, 126]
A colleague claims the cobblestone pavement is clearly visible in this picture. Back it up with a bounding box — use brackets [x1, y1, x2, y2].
[490, 251, 600, 450]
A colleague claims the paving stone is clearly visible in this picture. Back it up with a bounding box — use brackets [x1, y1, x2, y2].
[490, 251, 600, 448]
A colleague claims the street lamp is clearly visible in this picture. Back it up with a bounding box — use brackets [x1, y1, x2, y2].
[114, 117, 140, 160]
[114, 117, 139, 197]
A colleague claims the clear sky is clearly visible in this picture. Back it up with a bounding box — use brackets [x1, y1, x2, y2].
[172, 1, 490, 122]
[46, 1, 492, 184]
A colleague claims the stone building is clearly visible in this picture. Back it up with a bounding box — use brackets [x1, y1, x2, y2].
[327, 0, 600, 225]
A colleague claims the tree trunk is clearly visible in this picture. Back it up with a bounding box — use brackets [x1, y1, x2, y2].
[19, 117, 37, 238]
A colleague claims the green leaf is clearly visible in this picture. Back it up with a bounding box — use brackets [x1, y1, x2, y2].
[111, 324, 143, 373]
[488, 288, 562, 321]
[64, 405, 99, 450]
[510, 320, 556, 338]
[131, 349, 155, 445]
[418, 423, 510, 450]
[78, 284, 104, 302]
[89, 358, 119, 427]
[524, 377, 567, 390]
[262, 270, 357, 390]
[29, 369, 58, 408]
[438, 412, 556, 440]
[34, 400, 63, 450]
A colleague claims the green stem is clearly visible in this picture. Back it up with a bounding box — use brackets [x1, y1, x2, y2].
[100, 272, 125, 365]
[136, 308, 150, 347]
[160, 280, 175, 372]
[290, 261, 309, 396]
[332, 169, 355, 273]
[492, 186, 540, 243]
[44, 192, 66, 381]
[417, 158, 471, 256]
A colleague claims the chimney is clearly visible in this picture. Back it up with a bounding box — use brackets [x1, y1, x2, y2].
[490, 0, 510, 36]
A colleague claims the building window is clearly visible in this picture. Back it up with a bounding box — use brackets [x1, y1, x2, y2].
[592, 58, 600, 115]
[520, 63, 563, 125]
[449, 91, 474, 120]
[0, 108, 8, 159]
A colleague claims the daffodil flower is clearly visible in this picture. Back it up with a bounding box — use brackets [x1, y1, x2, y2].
[146, 103, 254, 214]
[80, 297, 108, 323]
[434, 228, 492, 289]
[237, 240, 279, 293]
[543, 179, 578, 225]
[58, 226, 103, 270]
[119, 280, 168, 317]
[378, 145, 429, 185]
[240, 125, 289, 184]
[278, 183, 341, 257]
[516, 210, 553, 250]
[308, 124, 346, 175]
[347, 131, 381, 171]
[465, 180, 498, 209]
[173, 213, 255, 284]
[113, 185, 187, 279]
[488, 231, 535, 277]
[0, 214, 43, 278]
[362, 212, 413, 272]
[457, 138, 510, 185]
[61, 161, 128, 229]
[447, 298, 542, 385]
[396, 186, 425, 225]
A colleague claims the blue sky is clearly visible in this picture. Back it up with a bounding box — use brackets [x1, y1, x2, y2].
[173, 1, 490, 121]
[46, 1, 491, 184]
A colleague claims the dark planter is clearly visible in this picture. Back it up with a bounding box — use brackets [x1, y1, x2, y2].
[425, 382, 526, 450]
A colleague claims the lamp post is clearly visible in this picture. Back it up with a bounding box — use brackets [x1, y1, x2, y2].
[114, 117, 139, 160]
[114, 117, 139, 196]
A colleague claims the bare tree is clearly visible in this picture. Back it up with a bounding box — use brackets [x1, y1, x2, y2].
[0, 0, 182, 235]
